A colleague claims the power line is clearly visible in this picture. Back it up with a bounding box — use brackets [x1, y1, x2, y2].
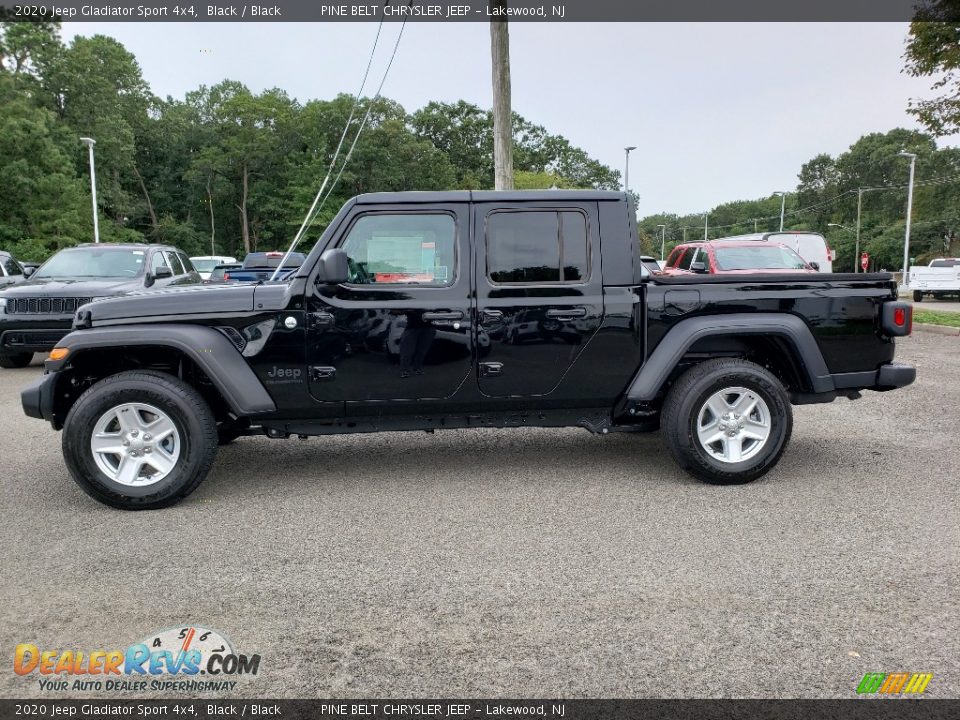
[271, 4, 407, 280]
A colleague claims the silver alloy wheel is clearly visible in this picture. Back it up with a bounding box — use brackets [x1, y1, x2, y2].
[695, 386, 771, 464]
[90, 402, 181, 486]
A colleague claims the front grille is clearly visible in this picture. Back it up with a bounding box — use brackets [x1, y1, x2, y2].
[6, 297, 92, 315]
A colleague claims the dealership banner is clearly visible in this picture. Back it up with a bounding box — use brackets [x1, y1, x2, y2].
[0, 0, 942, 23]
[0, 700, 958, 719]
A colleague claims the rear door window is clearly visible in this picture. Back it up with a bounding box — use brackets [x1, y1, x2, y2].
[486, 210, 590, 283]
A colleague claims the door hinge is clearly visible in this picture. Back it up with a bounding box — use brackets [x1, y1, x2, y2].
[310, 366, 336, 381]
[480, 361, 504, 377]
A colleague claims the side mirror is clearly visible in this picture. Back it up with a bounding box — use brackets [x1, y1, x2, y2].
[690, 261, 708, 274]
[145, 266, 172, 288]
[317, 248, 349, 285]
[809, 261, 820, 271]
[22, 266, 34, 278]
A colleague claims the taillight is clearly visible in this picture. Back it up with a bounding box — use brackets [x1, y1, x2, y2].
[882, 302, 912, 336]
[223, 273, 230, 280]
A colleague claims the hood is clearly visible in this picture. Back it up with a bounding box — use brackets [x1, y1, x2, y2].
[82, 283, 259, 325]
[0, 277, 146, 296]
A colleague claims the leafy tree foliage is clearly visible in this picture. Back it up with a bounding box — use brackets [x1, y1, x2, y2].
[0, 21, 619, 262]
[905, 2, 960, 135]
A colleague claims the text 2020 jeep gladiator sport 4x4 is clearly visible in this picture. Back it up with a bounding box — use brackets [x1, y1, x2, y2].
[21, 191, 916, 509]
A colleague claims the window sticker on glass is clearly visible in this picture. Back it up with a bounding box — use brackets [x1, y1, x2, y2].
[341, 214, 456, 286]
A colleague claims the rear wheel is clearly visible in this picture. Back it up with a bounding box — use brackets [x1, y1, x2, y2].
[661, 358, 792, 485]
[62, 371, 218, 510]
[0, 351, 33, 368]
[913, 290, 924, 302]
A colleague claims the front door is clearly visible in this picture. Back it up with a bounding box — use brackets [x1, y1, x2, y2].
[472, 201, 605, 397]
[305, 204, 472, 409]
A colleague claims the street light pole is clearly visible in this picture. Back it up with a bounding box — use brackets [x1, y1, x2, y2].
[80, 137, 100, 243]
[898, 152, 917, 288]
[624, 146, 636, 195]
[656, 224, 666, 261]
[774, 191, 786, 232]
[855, 188, 862, 273]
[704, 213, 708, 240]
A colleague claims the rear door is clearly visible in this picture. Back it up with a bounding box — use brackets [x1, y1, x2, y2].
[472, 201, 604, 397]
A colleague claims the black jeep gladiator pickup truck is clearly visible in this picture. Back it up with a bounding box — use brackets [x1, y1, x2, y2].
[21, 191, 915, 510]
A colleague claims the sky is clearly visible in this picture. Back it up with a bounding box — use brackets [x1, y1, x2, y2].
[62, 21, 945, 217]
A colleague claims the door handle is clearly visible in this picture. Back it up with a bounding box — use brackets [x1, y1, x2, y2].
[422, 310, 464, 322]
[545, 307, 587, 319]
[481, 309, 504, 321]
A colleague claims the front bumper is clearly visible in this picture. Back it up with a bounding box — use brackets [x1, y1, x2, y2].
[22, 372, 57, 424]
[1, 317, 72, 353]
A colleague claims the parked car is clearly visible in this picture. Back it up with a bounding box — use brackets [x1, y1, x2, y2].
[714, 232, 835, 272]
[224, 251, 307, 283]
[909, 257, 960, 301]
[0, 243, 200, 368]
[0, 251, 26, 288]
[22, 190, 915, 509]
[204, 263, 242, 284]
[190, 255, 237, 281]
[661, 241, 817, 275]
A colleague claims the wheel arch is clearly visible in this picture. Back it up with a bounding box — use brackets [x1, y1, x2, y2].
[625, 313, 834, 405]
[45, 324, 275, 428]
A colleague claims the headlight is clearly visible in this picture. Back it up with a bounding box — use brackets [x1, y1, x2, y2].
[0, 298, 6, 314]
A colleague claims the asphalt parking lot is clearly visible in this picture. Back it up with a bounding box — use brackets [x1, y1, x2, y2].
[1, 332, 957, 699]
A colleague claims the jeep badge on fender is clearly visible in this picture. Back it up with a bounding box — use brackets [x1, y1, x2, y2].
[21, 191, 915, 510]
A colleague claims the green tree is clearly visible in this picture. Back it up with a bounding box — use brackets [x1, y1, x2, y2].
[905, 3, 960, 135]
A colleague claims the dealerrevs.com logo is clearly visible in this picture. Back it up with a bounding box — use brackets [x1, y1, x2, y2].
[14, 626, 260, 693]
[856, 672, 934, 695]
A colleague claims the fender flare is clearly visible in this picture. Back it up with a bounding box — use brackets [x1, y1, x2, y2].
[49, 324, 276, 415]
[626, 313, 834, 403]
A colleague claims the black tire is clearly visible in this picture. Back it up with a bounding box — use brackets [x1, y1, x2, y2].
[661, 358, 792, 485]
[62, 370, 218, 510]
[913, 290, 923, 302]
[0, 351, 33, 368]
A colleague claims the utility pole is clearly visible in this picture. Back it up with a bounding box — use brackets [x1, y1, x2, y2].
[657, 224, 666, 261]
[704, 213, 709, 240]
[490, 2, 514, 190]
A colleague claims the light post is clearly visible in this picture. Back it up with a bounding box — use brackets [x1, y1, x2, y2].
[774, 191, 787, 232]
[80, 137, 100, 243]
[703, 213, 709, 241]
[624, 146, 636, 196]
[828, 223, 852, 271]
[656, 224, 666, 261]
[898, 152, 917, 289]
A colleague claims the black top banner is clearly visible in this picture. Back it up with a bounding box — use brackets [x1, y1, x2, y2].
[0, 0, 949, 22]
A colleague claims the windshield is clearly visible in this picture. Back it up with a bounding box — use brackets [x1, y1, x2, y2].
[191, 258, 220, 272]
[931, 259, 960, 268]
[714, 245, 810, 271]
[33, 248, 146, 279]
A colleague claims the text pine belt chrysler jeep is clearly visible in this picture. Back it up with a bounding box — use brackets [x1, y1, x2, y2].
[21, 191, 916, 510]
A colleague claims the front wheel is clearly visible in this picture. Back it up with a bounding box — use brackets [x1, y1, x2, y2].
[62, 371, 218, 509]
[661, 358, 793, 485]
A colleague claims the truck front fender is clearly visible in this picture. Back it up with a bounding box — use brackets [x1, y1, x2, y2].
[626, 313, 834, 403]
[47, 324, 276, 415]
